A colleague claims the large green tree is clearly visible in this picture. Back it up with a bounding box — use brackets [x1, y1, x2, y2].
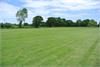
[56, 18, 66, 27]
[66, 20, 74, 27]
[81, 19, 90, 27]
[88, 19, 97, 27]
[76, 19, 82, 27]
[32, 16, 43, 28]
[55, 17, 62, 26]
[16, 8, 28, 28]
[46, 17, 56, 27]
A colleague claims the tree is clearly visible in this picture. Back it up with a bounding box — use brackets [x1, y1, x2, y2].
[0, 23, 12, 28]
[88, 19, 97, 27]
[98, 22, 100, 27]
[58, 18, 66, 27]
[81, 19, 89, 27]
[46, 17, 56, 27]
[55, 17, 62, 27]
[76, 19, 82, 27]
[32, 16, 43, 28]
[99, 22, 100, 27]
[0, 23, 4, 28]
[41, 21, 46, 27]
[5, 23, 12, 28]
[16, 8, 28, 28]
[66, 20, 73, 27]
[23, 23, 29, 26]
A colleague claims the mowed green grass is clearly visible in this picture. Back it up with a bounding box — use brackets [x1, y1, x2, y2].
[1, 27, 100, 67]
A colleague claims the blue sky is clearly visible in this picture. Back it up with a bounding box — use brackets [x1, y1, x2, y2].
[0, 0, 100, 23]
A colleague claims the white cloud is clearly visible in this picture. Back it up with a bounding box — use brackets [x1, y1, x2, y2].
[0, 0, 100, 23]
[52, 0, 100, 10]
[21, 0, 100, 22]
[22, 0, 100, 10]
[0, 1, 19, 23]
[19, 0, 100, 21]
[0, 2, 19, 17]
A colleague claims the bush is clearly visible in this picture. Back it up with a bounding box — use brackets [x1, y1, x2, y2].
[0, 23, 12, 28]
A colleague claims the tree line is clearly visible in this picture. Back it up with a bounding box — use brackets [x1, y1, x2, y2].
[0, 8, 100, 28]
[32, 16, 99, 28]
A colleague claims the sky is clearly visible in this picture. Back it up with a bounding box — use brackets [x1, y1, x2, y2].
[0, 0, 100, 23]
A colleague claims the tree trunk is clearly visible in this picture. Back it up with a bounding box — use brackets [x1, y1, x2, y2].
[19, 21, 22, 28]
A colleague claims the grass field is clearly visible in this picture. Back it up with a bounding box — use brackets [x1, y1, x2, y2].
[1, 27, 100, 67]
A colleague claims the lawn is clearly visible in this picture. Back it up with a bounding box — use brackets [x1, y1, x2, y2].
[1, 27, 100, 67]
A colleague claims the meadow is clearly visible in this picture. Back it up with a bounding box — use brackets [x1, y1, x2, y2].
[1, 27, 100, 67]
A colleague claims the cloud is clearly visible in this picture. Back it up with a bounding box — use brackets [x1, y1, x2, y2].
[22, 0, 100, 10]
[0, 0, 100, 23]
[0, 1, 19, 23]
[20, 0, 100, 20]
[22, 0, 100, 17]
